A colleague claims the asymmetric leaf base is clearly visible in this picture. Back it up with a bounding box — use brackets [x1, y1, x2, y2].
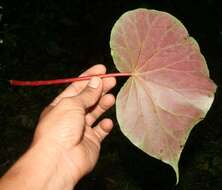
[110, 8, 216, 183]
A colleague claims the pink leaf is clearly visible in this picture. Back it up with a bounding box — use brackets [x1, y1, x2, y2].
[110, 8, 216, 182]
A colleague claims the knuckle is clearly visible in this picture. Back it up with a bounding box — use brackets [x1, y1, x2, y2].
[78, 91, 97, 108]
[72, 99, 85, 113]
[84, 90, 95, 101]
[85, 88, 99, 101]
[57, 97, 85, 114]
[58, 97, 74, 108]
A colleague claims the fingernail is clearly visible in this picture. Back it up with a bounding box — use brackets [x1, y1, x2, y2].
[88, 77, 100, 88]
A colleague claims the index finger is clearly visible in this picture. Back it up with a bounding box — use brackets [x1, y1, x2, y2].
[51, 64, 107, 106]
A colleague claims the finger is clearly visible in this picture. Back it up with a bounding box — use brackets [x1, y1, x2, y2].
[39, 105, 53, 120]
[70, 64, 107, 94]
[93, 118, 113, 142]
[102, 77, 116, 95]
[85, 94, 115, 126]
[72, 77, 103, 110]
[70, 76, 116, 98]
[51, 64, 106, 106]
[41, 80, 115, 121]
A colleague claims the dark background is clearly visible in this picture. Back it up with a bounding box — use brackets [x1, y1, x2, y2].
[0, 0, 222, 189]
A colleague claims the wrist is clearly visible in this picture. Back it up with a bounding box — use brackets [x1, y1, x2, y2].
[31, 139, 80, 188]
[0, 139, 79, 190]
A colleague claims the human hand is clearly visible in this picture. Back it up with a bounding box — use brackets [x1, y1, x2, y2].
[32, 64, 116, 185]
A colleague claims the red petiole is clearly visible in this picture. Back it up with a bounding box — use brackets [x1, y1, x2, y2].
[9, 72, 131, 86]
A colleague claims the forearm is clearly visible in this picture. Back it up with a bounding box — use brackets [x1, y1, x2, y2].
[0, 141, 77, 190]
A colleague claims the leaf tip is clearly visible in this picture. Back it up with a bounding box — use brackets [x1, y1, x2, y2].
[169, 160, 180, 185]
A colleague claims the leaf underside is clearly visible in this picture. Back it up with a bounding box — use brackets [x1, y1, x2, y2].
[110, 8, 216, 183]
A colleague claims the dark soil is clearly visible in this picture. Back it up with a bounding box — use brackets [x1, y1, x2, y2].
[1, 0, 222, 189]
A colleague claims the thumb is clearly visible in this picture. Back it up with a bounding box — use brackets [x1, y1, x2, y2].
[73, 77, 103, 109]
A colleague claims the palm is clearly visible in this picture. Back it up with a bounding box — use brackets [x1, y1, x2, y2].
[68, 126, 101, 176]
[37, 65, 116, 179]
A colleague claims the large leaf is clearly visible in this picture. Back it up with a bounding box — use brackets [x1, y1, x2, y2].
[110, 8, 216, 182]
